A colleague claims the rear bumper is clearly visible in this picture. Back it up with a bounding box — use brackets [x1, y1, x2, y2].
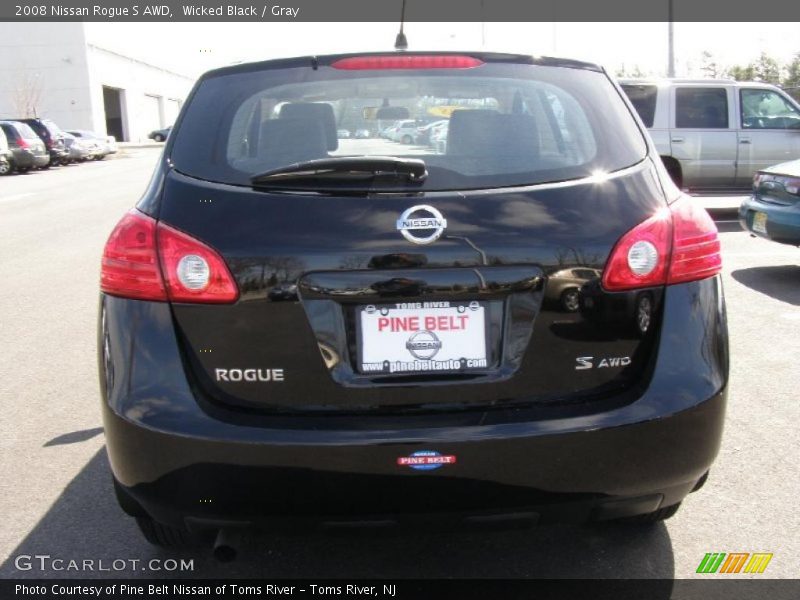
[739, 195, 800, 245]
[100, 277, 729, 529]
[10, 149, 49, 169]
[105, 390, 723, 530]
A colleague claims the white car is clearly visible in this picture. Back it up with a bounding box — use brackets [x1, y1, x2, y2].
[390, 120, 418, 144]
[67, 130, 118, 160]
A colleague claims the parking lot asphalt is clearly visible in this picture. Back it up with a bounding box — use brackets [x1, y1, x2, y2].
[0, 149, 797, 579]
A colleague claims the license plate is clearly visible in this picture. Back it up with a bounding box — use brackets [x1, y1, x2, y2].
[358, 301, 487, 374]
[753, 211, 768, 234]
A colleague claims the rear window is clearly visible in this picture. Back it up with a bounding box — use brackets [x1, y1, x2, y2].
[620, 84, 658, 127]
[171, 58, 647, 191]
[3, 122, 39, 140]
[41, 120, 63, 135]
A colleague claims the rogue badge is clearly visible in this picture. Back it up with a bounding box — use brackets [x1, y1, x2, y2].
[396, 205, 447, 245]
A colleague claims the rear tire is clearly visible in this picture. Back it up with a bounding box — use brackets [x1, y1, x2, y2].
[135, 516, 197, 548]
[401, 134, 413, 144]
[661, 156, 683, 189]
[633, 293, 653, 337]
[154, 134, 165, 142]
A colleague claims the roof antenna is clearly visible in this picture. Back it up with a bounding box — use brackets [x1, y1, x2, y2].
[395, 0, 408, 50]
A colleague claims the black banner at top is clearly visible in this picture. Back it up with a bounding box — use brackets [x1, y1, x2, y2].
[3, 0, 800, 22]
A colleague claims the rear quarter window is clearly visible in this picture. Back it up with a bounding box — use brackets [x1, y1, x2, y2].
[171, 59, 647, 191]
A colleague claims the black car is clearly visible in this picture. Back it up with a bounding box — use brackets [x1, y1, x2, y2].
[99, 52, 728, 557]
[148, 126, 172, 142]
[14, 117, 69, 166]
[0, 121, 50, 173]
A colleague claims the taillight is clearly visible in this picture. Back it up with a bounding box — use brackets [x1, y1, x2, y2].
[667, 197, 722, 284]
[754, 172, 800, 196]
[602, 196, 721, 291]
[100, 210, 238, 303]
[332, 55, 483, 70]
[602, 208, 672, 291]
[157, 222, 238, 303]
[101, 210, 166, 301]
[17, 138, 29, 149]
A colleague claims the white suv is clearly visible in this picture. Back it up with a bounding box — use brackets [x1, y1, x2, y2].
[621, 79, 800, 191]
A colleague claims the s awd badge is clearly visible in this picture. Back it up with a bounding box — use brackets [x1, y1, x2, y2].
[575, 356, 631, 370]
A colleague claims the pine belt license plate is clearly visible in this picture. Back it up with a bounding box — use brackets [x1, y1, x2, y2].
[358, 301, 487, 374]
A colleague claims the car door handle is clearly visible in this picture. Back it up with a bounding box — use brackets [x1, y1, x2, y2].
[671, 137, 684, 143]
[739, 139, 751, 144]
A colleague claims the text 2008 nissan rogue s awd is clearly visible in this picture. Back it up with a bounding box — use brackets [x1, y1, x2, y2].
[98, 52, 728, 554]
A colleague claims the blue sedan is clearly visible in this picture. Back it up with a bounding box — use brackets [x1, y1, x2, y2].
[740, 158, 800, 246]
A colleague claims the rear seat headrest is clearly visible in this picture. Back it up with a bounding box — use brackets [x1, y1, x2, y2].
[447, 110, 539, 159]
[278, 103, 338, 151]
[258, 118, 328, 167]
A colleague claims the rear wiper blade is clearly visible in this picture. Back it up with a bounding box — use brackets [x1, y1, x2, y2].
[250, 156, 427, 186]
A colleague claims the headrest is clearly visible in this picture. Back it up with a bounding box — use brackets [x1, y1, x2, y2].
[279, 103, 338, 151]
[258, 118, 328, 167]
[447, 110, 539, 159]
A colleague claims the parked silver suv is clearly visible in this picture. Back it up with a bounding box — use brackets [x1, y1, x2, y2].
[621, 79, 800, 191]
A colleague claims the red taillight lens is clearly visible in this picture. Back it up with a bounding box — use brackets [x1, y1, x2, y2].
[157, 222, 239, 303]
[100, 210, 238, 303]
[602, 209, 672, 291]
[602, 196, 721, 291]
[18, 137, 29, 149]
[331, 55, 484, 70]
[101, 210, 167, 301]
[667, 197, 722, 284]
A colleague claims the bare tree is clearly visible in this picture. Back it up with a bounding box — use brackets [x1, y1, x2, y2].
[700, 51, 721, 78]
[10, 73, 43, 117]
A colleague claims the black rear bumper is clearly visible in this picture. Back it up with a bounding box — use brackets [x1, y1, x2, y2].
[105, 388, 723, 530]
[100, 276, 728, 529]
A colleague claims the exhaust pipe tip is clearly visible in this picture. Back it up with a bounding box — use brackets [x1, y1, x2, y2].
[213, 528, 242, 562]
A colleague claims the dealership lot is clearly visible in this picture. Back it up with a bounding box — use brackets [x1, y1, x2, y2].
[0, 149, 797, 579]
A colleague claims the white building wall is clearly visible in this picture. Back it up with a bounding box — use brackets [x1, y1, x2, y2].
[0, 23, 194, 141]
[85, 44, 194, 141]
[0, 23, 94, 128]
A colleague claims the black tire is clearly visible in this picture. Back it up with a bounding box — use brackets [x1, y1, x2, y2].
[615, 502, 681, 526]
[0, 161, 11, 176]
[154, 134, 165, 142]
[661, 156, 683, 189]
[135, 516, 197, 548]
[112, 478, 146, 517]
[401, 134, 413, 144]
[560, 288, 580, 312]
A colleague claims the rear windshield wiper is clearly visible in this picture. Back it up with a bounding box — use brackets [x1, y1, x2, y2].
[250, 156, 428, 187]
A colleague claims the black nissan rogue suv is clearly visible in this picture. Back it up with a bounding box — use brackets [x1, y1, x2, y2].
[99, 52, 728, 554]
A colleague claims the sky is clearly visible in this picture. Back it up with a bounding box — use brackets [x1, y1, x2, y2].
[84, 22, 800, 80]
